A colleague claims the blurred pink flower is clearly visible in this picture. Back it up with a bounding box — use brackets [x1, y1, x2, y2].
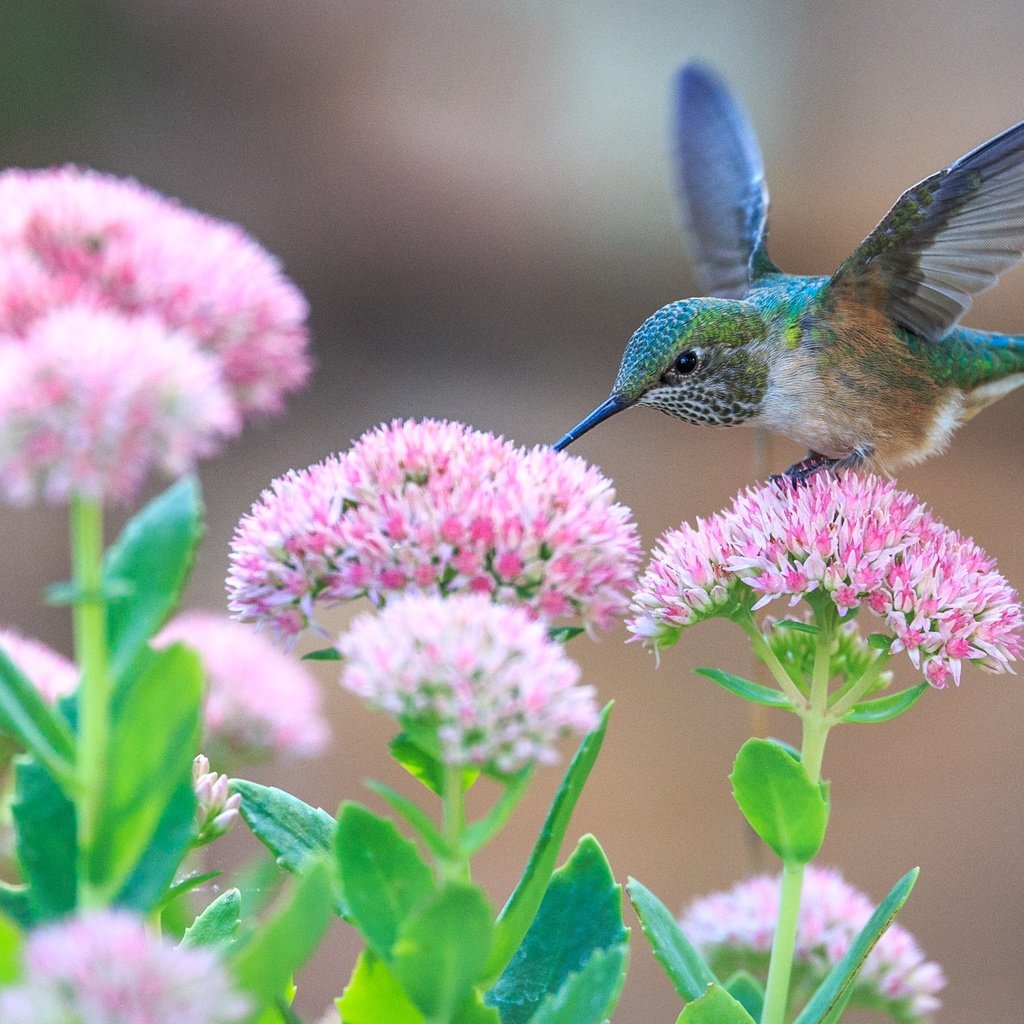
[0, 627, 76, 704]
[0, 306, 239, 504]
[156, 612, 329, 761]
[0, 909, 250, 1024]
[227, 418, 641, 643]
[338, 592, 597, 773]
[630, 474, 1022, 688]
[681, 866, 946, 1022]
[0, 166, 310, 415]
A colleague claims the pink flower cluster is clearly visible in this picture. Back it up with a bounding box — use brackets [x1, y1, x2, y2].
[0, 627, 77, 704]
[228, 419, 641, 642]
[0, 167, 310, 504]
[680, 867, 946, 1022]
[630, 474, 1022, 687]
[193, 754, 242, 844]
[156, 612, 329, 762]
[0, 909, 250, 1024]
[338, 593, 598, 773]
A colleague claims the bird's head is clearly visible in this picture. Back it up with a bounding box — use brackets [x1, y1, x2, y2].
[553, 298, 771, 450]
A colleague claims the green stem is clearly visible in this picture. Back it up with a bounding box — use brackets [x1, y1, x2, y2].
[736, 613, 807, 709]
[760, 603, 835, 1024]
[70, 496, 109, 909]
[440, 763, 470, 884]
[828, 653, 891, 719]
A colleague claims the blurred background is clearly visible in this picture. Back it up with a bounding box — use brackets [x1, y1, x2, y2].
[2, 1, 1023, 1020]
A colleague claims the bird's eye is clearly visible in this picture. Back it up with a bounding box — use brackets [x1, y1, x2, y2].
[673, 350, 700, 375]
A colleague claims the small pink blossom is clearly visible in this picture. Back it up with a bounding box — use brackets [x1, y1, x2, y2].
[0, 306, 239, 504]
[155, 612, 329, 762]
[227, 419, 640, 642]
[0, 628, 77, 704]
[337, 592, 598, 773]
[680, 867, 945, 1022]
[192, 754, 242, 844]
[0, 909, 250, 1024]
[629, 474, 1022, 688]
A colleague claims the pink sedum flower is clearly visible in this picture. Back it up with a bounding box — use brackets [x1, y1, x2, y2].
[155, 612, 329, 761]
[630, 474, 1022, 688]
[681, 867, 946, 1023]
[0, 306, 239, 504]
[338, 592, 598, 773]
[0, 166, 310, 415]
[0, 909, 250, 1024]
[227, 419, 641, 643]
[192, 754, 242, 844]
[0, 628, 76, 704]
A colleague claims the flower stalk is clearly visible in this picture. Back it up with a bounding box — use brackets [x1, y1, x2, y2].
[69, 495, 109, 908]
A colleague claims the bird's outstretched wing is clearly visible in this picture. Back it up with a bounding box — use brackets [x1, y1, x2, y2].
[671, 62, 774, 299]
[828, 119, 1024, 341]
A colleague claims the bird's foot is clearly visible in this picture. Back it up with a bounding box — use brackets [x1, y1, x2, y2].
[771, 448, 869, 487]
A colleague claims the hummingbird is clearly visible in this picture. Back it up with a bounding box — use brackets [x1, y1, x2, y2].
[554, 62, 1024, 480]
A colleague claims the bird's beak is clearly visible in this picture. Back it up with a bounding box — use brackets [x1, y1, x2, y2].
[552, 396, 627, 451]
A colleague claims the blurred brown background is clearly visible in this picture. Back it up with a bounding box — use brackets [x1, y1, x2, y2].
[2, 2, 1023, 1021]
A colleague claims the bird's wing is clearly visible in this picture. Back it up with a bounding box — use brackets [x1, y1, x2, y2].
[828, 119, 1024, 341]
[671, 62, 775, 299]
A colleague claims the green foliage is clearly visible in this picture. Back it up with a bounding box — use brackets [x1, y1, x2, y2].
[730, 738, 828, 863]
[626, 877, 717, 1001]
[0, 646, 76, 786]
[88, 643, 201, 905]
[675, 983, 757, 1024]
[792, 869, 919, 1024]
[526, 945, 628, 1024]
[487, 835, 628, 1024]
[390, 733, 478, 795]
[104, 477, 204, 688]
[724, 972, 765, 1022]
[333, 802, 435, 961]
[12, 757, 77, 920]
[233, 780, 336, 874]
[841, 683, 928, 724]
[0, 911, 23, 984]
[391, 884, 494, 1024]
[181, 888, 243, 949]
[338, 951, 426, 1024]
[486, 703, 611, 980]
[695, 668, 791, 709]
[230, 859, 335, 1010]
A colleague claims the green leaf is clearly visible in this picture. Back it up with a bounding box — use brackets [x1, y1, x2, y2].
[867, 633, 895, 651]
[88, 643, 201, 903]
[486, 703, 611, 980]
[390, 734, 478, 795]
[334, 802, 435, 960]
[115, 777, 199, 911]
[0, 883, 34, 928]
[775, 620, 820, 634]
[487, 836, 627, 1024]
[363, 780, 451, 860]
[158, 871, 221, 911]
[626, 878, 716, 1001]
[12, 757, 77, 920]
[233, 780, 336, 875]
[0, 911, 23, 984]
[105, 476, 204, 685]
[231, 859, 335, 1007]
[181, 888, 242, 949]
[547, 626, 585, 644]
[724, 972, 764, 1022]
[0, 646, 76, 787]
[676, 983, 757, 1024]
[841, 683, 928, 724]
[337, 950, 426, 1024]
[392, 883, 493, 1024]
[793, 868, 919, 1024]
[301, 646, 342, 661]
[526, 944, 628, 1024]
[695, 668, 791, 709]
[463, 767, 533, 855]
[730, 738, 828, 863]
